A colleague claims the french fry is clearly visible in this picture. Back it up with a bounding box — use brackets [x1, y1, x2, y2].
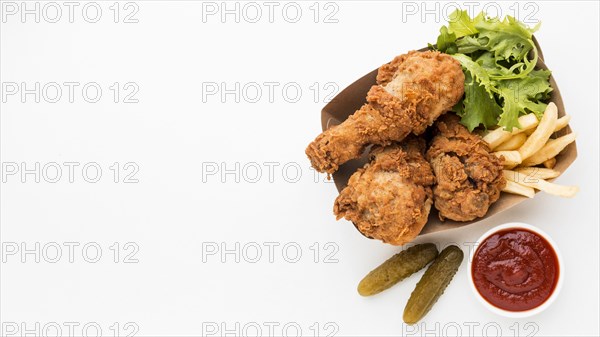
[502, 180, 535, 198]
[483, 114, 539, 149]
[494, 151, 522, 167]
[523, 116, 568, 136]
[495, 133, 527, 151]
[521, 133, 577, 167]
[503, 170, 578, 198]
[554, 115, 571, 132]
[543, 158, 557, 169]
[514, 167, 560, 180]
[518, 103, 558, 160]
[522, 177, 578, 197]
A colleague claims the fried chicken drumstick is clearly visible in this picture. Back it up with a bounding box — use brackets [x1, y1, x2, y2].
[334, 137, 435, 245]
[426, 114, 506, 222]
[306, 50, 464, 174]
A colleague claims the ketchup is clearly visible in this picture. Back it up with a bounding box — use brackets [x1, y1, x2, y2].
[472, 228, 559, 312]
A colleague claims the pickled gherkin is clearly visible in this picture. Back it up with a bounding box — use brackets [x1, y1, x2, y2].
[358, 243, 438, 296]
[403, 245, 464, 324]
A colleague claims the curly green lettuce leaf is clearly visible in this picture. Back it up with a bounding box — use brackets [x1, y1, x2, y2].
[455, 35, 487, 54]
[451, 53, 495, 94]
[457, 72, 502, 131]
[431, 10, 549, 130]
[476, 52, 517, 78]
[496, 69, 552, 129]
[446, 10, 480, 38]
[429, 26, 458, 54]
[474, 15, 540, 79]
[434, 10, 482, 53]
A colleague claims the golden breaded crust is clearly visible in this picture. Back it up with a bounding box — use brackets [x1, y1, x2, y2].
[334, 138, 435, 245]
[306, 50, 465, 174]
[427, 114, 506, 221]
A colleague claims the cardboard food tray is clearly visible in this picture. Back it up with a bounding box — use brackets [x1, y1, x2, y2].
[320, 38, 577, 236]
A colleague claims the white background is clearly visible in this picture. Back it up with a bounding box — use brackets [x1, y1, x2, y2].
[1, 1, 598, 336]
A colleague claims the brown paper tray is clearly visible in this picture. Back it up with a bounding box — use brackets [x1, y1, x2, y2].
[320, 38, 577, 236]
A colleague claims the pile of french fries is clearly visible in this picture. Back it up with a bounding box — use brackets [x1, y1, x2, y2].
[482, 102, 578, 198]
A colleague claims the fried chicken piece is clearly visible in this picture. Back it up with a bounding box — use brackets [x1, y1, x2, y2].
[334, 137, 435, 245]
[306, 50, 464, 174]
[426, 114, 506, 222]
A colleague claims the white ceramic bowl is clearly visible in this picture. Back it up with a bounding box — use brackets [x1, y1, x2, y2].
[468, 222, 563, 318]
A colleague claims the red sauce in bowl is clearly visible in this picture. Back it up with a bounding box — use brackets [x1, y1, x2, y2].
[471, 228, 559, 312]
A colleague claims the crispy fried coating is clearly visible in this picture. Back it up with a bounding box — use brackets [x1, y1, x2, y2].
[334, 138, 435, 245]
[426, 114, 506, 222]
[306, 50, 465, 174]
